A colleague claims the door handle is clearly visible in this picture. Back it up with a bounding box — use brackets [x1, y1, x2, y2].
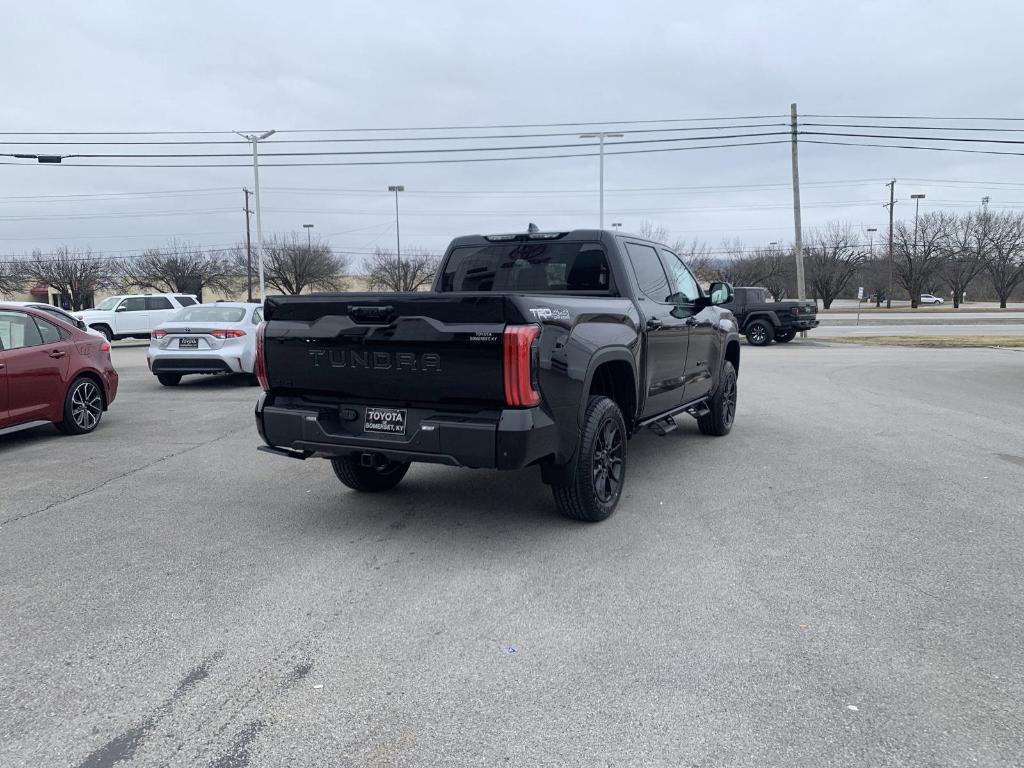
[646, 317, 663, 330]
[48, 349, 67, 359]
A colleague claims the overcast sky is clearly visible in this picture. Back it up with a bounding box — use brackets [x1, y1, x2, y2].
[2, 0, 1022, 269]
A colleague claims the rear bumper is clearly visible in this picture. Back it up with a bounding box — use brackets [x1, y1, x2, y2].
[149, 354, 241, 375]
[255, 394, 558, 470]
[794, 319, 819, 330]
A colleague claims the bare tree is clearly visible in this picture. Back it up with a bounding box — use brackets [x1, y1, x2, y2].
[860, 254, 891, 307]
[983, 210, 1024, 309]
[938, 211, 990, 308]
[635, 220, 712, 276]
[894, 212, 949, 309]
[120, 240, 238, 302]
[805, 223, 867, 309]
[0, 258, 24, 297]
[238, 234, 349, 295]
[714, 239, 785, 289]
[367, 247, 440, 292]
[759, 244, 794, 300]
[19, 247, 117, 310]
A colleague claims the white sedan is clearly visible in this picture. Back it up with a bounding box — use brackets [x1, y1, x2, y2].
[147, 302, 262, 386]
[919, 293, 945, 305]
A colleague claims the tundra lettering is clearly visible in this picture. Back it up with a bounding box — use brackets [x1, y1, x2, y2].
[307, 349, 442, 371]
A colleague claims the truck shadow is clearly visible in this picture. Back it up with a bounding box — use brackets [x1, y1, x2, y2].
[297, 420, 709, 538]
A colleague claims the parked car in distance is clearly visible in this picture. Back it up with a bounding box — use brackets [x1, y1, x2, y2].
[0, 303, 118, 437]
[920, 293, 945, 305]
[255, 228, 741, 522]
[721, 287, 818, 346]
[76, 293, 199, 341]
[5, 301, 107, 340]
[147, 301, 263, 386]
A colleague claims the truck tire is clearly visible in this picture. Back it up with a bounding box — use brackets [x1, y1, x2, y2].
[551, 396, 626, 522]
[697, 361, 737, 437]
[93, 325, 114, 342]
[157, 373, 182, 387]
[331, 455, 410, 492]
[774, 329, 796, 343]
[745, 319, 773, 346]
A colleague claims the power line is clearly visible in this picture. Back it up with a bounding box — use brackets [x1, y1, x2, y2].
[801, 122, 1024, 133]
[803, 139, 1024, 157]
[801, 114, 1024, 121]
[799, 130, 1024, 146]
[0, 139, 790, 168]
[0, 123, 789, 146]
[0, 131, 791, 159]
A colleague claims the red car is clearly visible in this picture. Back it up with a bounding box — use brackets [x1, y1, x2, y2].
[0, 303, 118, 437]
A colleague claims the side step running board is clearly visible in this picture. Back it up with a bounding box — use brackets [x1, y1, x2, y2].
[648, 416, 677, 436]
[637, 397, 711, 430]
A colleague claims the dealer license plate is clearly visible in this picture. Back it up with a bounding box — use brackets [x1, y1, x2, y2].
[363, 407, 407, 435]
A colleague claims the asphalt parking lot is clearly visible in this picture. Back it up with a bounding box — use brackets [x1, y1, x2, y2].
[2, 343, 1023, 767]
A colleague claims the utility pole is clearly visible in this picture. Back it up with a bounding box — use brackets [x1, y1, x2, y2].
[885, 180, 896, 309]
[789, 103, 806, 301]
[243, 188, 253, 303]
[388, 185, 405, 290]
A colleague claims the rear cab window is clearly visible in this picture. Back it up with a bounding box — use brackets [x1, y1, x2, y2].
[438, 241, 613, 293]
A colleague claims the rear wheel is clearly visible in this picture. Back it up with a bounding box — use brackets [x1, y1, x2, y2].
[551, 396, 626, 522]
[774, 329, 796, 343]
[55, 377, 104, 435]
[331, 455, 410, 492]
[157, 373, 182, 387]
[745, 319, 773, 346]
[697, 361, 737, 436]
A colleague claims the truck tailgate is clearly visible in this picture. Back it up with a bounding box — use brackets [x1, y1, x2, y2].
[263, 293, 515, 406]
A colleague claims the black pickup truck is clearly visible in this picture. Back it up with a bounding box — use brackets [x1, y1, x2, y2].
[254, 229, 741, 522]
[722, 287, 818, 346]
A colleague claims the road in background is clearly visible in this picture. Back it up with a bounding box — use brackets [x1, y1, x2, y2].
[2, 346, 1023, 767]
[817, 323, 1024, 338]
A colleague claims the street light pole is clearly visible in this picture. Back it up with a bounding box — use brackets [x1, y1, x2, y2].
[387, 185, 405, 289]
[911, 194, 925, 308]
[865, 227, 877, 307]
[235, 130, 276, 302]
[579, 132, 624, 228]
[303, 223, 314, 253]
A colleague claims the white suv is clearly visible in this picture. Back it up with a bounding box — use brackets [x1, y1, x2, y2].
[76, 293, 198, 340]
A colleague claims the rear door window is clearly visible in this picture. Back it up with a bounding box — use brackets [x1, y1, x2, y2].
[624, 243, 672, 303]
[438, 241, 611, 293]
[175, 296, 197, 307]
[0, 310, 44, 350]
[147, 297, 174, 310]
[34, 316, 66, 344]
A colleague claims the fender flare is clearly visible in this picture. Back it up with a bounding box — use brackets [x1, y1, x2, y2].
[742, 311, 780, 329]
[580, 347, 639, 424]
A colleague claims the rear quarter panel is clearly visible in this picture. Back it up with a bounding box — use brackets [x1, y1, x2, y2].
[511, 295, 641, 464]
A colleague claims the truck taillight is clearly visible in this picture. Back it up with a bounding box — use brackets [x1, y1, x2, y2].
[255, 321, 269, 391]
[503, 324, 541, 408]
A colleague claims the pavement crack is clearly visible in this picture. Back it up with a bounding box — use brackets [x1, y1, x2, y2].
[1, 425, 251, 526]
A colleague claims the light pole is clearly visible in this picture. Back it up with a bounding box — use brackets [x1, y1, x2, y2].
[579, 132, 624, 228]
[303, 223, 314, 253]
[611, 222, 622, 231]
[388, 185, 405, 289]
[235, 129, 276, 302]
[865, 227, 877, 306]
[910, 194, 925, 307]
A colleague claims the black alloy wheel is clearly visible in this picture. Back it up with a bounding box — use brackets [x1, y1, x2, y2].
[592, 418, 624, 504]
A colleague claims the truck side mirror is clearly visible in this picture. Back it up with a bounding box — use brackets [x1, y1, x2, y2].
[115, 305, 127, 312]
[708, 282, 733, 305]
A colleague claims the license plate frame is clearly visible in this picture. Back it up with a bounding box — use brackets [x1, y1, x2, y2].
[363, 406, 407, 436]
[177, 337, 199, 349]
